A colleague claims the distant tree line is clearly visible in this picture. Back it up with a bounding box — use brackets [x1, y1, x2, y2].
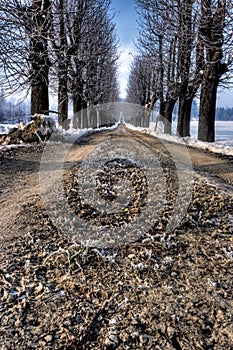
[127, 0, 233, 142]
[216, 107, 233, 121]
[0, 91, 30, 124]
[0, 0, 119, 128]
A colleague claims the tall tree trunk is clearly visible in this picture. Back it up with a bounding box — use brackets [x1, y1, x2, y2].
[73, 96, 87, 129]
[198, 0, 227, 142]
[73, 96, 82, 129]
[82, 101, 88, 129]
[198, 58, 227, 141]
[198, 74, 219, 142]
[176, 30, 205, 137]
[31, 74, 49, 116]
[30, 0, 50, 117]
[57, 0, 68, 128]
[177, 97, 193, 137]
[159, 100, 165, 119]
[30, 34, 49, 117]
[164, 99, 176, 134]
[176, 0, 193, 137]
[58, 74, 68, 128]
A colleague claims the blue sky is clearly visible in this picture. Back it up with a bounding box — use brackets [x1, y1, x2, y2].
[111, 0, 138, 46]
[111, 0, 233, 106]
[110, 0, 138, 98]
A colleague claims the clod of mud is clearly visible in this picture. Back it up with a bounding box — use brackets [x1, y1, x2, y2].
[0, 114, 56, 145]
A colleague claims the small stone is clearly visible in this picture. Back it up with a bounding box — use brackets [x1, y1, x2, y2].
[167, 326, 175, 337]
[35, 282, 43, 294]
[44, 335, 53, 342]
[128, 254, 135, 259]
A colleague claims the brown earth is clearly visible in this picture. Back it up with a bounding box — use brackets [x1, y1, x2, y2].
[0, 126, 233, 349]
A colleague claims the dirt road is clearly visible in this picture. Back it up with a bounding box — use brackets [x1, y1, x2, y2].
[1, 125, 232, 234]
[0, 126, 233, 349]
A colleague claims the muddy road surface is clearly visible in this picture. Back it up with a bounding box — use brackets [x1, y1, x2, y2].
[0, 125, 232, 349]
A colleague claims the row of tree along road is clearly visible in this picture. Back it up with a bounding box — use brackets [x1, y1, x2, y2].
[0, 0, 233, 142]
[127, 0, 233, 142]
[0, 0, 119, 129]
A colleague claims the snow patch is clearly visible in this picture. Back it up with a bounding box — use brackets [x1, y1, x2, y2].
[126, 122, 233, 157]
[0, 124, 17, 134]
[0, 122, 119, 150]
[55, 122, 119, 143]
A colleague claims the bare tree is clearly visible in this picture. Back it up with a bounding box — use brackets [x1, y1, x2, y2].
[127, 55, 156, 106]
[83, 7, 119, 106]
[28, 0, 51, 116]
[67, 0, 119, 128]
[0, 1, 29, 95]
[0, 88, 7, 122]
[55, 0, 69, 126]
[135, 0, 233, 140]
[198, 0, 230, 142]
[176, 0, 204, 137]
[48, 0, 70, 126]
[0, 0, 51, 116]
[136, 0, 181, 134]
[0, 0, 119, 127]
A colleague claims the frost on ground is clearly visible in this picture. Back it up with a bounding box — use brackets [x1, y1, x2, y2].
[0, 126, 233, 349]
[0, 175, 232, 350]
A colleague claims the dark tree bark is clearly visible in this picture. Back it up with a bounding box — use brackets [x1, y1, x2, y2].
[58, 71, 68, 128]
[177, 97, 192, 136]
[158, 35, 165, 120]
[198, 62, 227, 141]
[31, 79, 49, 116]
[164, 99, 177, 134]
[73, 94, 88, 129]
[177, 29, 205, 137]
[57, 0, 68, 128]
[176, 0, 193, 137]
[29, 0, 51, 116]
[73, 95, 83, 129]
[163, 37, 179, 135]
[198, 0, 227, 142]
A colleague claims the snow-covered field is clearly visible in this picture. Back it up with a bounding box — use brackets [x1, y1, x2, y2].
[188, 121, 233, 143]
[174, 121, 233, 156]
[126, 121, 233, 157]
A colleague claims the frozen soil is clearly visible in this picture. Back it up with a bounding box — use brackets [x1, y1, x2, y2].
[0, 126, 233, 349]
